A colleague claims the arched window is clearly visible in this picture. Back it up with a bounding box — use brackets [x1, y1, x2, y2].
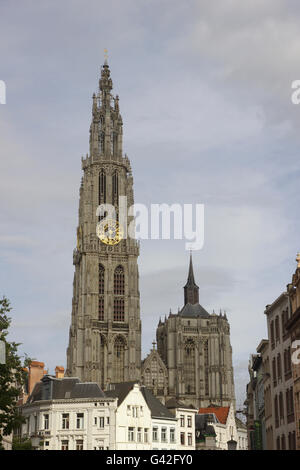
[98, 264, 105, 321]
[114, 266, 124, 295]
[112, 170, 118, 207]
[113, 336, 125, 382]
[144, 368, 151, 388]
[99, 170, 106, 205]
[184, 339, 196, 395]
[113, 298, 124, 322]
[114, 266, 125, 321]
[99, 334, 106, 389]
[204, 340, 209, 396]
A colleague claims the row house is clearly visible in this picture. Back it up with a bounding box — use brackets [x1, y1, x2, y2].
[196, 403, 247, 450]
[286, 253, 300, 450]
[246, 254, 300, 450]
[19, 377, 196, 450]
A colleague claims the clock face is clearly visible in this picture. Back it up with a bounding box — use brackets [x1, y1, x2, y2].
[96, 219, 123, 245]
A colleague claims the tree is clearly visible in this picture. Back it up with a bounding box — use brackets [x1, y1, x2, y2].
[0, 296, 31, 449]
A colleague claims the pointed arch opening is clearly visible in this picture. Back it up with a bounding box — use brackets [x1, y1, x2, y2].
[98, 264, 105, 321]
[184, 338, 196, 395]
[99, 170, 106, 205]
[113, 336, 125, 382]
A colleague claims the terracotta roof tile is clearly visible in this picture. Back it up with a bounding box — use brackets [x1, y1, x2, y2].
[198, 406, 230, 425]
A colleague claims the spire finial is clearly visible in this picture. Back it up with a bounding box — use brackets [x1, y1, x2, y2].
[104, 48, 108, 65]
[184, 252, 199, 305]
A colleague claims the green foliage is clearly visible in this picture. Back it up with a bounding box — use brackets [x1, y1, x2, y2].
[0, 296, 32, 446]
[12, 437, 33, 450]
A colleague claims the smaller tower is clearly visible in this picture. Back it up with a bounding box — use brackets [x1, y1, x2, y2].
[184, 253, 199, 305]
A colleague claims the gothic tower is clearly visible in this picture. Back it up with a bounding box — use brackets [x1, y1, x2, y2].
[155, 255, 236, 409]
[66, 61, 141, 388]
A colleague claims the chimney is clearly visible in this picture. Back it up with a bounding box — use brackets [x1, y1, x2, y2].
[55, 366, 65, 379]
[28, 361, 45, 395]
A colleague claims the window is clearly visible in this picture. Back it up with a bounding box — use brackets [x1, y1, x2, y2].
[270, 321, 275, 348]
[184, 339, 196, 394]
[44, 414, 49, 430]
[99, 170, 106, 204]
[113, 298, 124, 322]
[204, 340, 209, 396]
[113, 336, 125, 382]
[279, 392, 284, 421]
[170, 428, 175, 443]
[277, 354, 282, 380]
[112, 171, 119, 207]
[107, 417, 110, 425]
[114, 266, 124, 295]
[94, 417, 97, 425]
[137, 428, 142, 443]
[161, 428, 167, 443]
[76, 413, 84, 429]
[99, 416, 104, 428]
[128, 427, 134, 442]
[153, 427, 158, 442]
[44, 441, 49, 447]
[144, 428, 148, 443]
[62, 414, 69, 430]
[98, 265, 105, 321]
[76, 440, 83, 451]
[188, 433, 193, 446]
[187, 416, 192, 428]
[275, 316, 280, 342]
[180, 415, 185, 427]
[272, 358, 277, 386]
[180, 433, 185, 445]
[114, 266, 125, 322]
[61, 440, 69, 451]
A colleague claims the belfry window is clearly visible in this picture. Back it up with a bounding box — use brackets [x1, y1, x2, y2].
[114, 265, 124, 295]
[99, 170, 106, 205]
[184, 339, 196, 395]
[114, 265, 124, 321]
[99, 264, 105, 321]
[113, 336, 125, 382]
[112, 170, 118, 207]
[113, 298, 124, 322]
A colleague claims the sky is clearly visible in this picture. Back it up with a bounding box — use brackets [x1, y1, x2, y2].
[1, 0, 300, 408]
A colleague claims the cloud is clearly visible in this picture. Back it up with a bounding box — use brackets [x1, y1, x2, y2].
[1, 0, 300, 404]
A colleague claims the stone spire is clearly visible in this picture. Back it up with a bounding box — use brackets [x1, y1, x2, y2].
[183, 253, 199, 305]
[89, 59, 123, 160]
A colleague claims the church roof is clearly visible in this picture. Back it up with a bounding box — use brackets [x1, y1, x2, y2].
[179, 302, 210, 318]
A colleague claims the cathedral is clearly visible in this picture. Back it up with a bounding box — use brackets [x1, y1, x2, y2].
[66, 61, 235, 409]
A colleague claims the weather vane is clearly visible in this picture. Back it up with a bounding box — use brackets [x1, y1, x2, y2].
[104, 48, 108, 64]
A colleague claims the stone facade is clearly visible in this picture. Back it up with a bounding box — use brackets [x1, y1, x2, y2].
[66, 61, 141, 387]
[66, 62, 235, 411]
[264, 291, 296, 450]
[286, 254, 300, 450]
[148, 255, 235, 409]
